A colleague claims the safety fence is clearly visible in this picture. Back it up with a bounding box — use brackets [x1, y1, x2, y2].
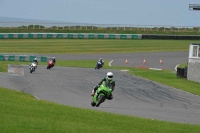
[0, 55, 50, 62]
[0, 33, 141, 39]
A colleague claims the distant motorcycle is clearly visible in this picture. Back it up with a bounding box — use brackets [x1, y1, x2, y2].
[91, 82, 112, 107]
[47, 60, 54, 69]
[29, 62, 37, 73]
[95, 61, 104, 69]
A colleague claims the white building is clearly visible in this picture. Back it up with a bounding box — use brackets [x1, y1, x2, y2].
[187, 43, 200, 83]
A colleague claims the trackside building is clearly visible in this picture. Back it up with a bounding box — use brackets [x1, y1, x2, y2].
[187, 43, 200, 83]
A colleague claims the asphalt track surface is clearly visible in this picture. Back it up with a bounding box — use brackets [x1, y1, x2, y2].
[1, 52, 200, 125]
[44, 51, 189, 71]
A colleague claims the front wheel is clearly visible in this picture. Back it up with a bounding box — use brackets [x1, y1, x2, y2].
[30, 69, 33, 73]
[91, 101, 96, 107]
[96, 95, 105, 107]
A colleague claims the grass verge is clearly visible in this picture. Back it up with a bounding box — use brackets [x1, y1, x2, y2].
[1, 88, 200, 133]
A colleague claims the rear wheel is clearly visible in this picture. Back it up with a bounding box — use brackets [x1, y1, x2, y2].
[96, 95, 105, 107]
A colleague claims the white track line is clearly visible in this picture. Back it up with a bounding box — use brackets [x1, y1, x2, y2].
[149, 68, 162, 70]
[33, 95, 40, 100]
[175, 64, 179, 71]
[109, 60, 113, 66]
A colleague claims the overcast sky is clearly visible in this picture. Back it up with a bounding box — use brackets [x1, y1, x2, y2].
[0, 0, 200, 26]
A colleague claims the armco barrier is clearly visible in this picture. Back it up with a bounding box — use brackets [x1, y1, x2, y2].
[0, 55, 50, 62]
[0, 33, 142, 39]
[142, 34, 200, 40]
[1, 33, 200, 40]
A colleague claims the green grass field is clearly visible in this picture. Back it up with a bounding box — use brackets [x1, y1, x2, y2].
[0, 39, 200, 54]
[1, 39, 200, 133]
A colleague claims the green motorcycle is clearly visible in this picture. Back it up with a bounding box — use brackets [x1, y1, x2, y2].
[91, 82, 112, 107]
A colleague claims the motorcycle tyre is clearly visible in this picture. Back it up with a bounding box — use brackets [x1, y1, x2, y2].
[96, 95, 105, 107]
[91, 101, 96, 107]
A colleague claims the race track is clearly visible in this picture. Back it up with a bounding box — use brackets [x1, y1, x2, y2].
[1, 52, 200, 125]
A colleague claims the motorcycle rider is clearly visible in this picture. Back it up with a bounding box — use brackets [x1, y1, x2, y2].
[32, 58, 38, 65]
[51, 57, 56, 66]
[95, 58, 104, 69]
[91, 72, 115, 100]
[99, 58, 104, 66]
[29, 58, 38, 70]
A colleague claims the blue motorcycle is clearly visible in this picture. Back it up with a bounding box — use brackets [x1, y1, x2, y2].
[95, 61, 104, 69]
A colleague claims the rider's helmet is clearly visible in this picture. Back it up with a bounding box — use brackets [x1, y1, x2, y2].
[107, 72, 113, 80]
[53, 57, 55, 59]
[34, 58, 37, 60]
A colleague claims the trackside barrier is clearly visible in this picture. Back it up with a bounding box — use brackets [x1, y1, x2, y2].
[0, 55, 50, 62]
[8, 55, 15, 61]
[41, 56, 47, 62]
[1, 33, 200, 40]
[0, 55, 5, 61]
[30, 55, 36, 62]
[19, 56, 26, 61]
[0, 33, 142, 39]
[176, 67, 188, 78]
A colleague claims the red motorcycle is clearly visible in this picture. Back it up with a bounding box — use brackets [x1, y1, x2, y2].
[47, 60, 54, 69]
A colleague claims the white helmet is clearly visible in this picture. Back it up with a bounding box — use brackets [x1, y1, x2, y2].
[107, 72, 113, 80]
[53, 57, 55, 59]
[34, 58, 37, 60]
